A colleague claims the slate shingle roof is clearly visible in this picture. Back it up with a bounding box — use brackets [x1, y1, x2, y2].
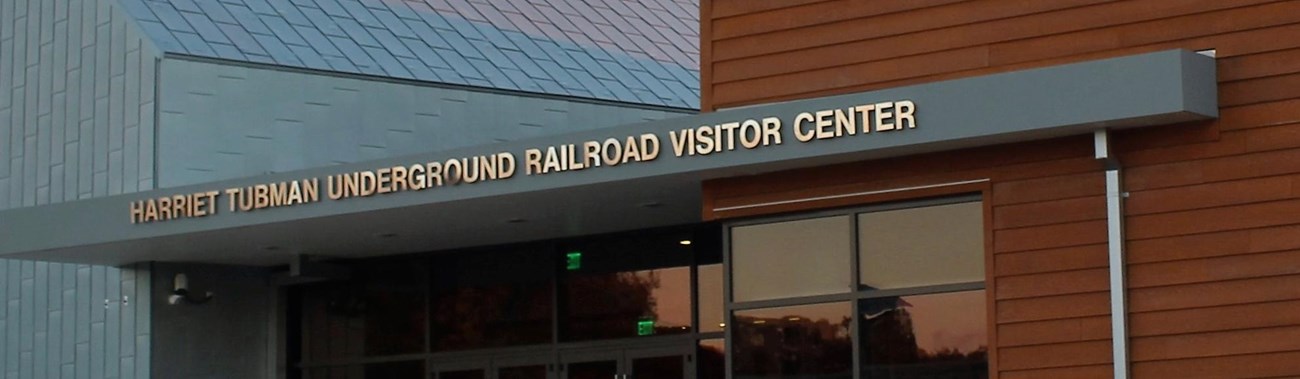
[118, 0, 700, 109]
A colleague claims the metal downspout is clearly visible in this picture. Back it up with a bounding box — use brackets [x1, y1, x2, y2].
[1095, 129, 1129, 379]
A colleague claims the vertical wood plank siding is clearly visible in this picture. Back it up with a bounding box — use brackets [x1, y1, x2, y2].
[700, 0, 1300, 377]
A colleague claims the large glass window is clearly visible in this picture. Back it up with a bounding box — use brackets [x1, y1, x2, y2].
[562, 231, 696, 341]
[732, 302, 854, 379]
[728, 197, 988, 379]
[860, 291, 988, 379]
[699, 339, 726, 379]
[430, 247, 554, 351]
[299, 256, 428, 361]
[858, 202, 985, 289]
[292, 225, 724, 378]
[698, 264, 725, 333]
[732, 216, 852, 302]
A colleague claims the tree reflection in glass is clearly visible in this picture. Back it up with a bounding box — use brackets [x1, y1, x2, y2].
[431, 248, 554, 350]
[859, 290, 988, 379]
[699, 339, 726, 379]
[299, 256, 428, 360]
[565, 266, 692, 340]
[732, 302, 853, 379]
[562, 231, 696, 341]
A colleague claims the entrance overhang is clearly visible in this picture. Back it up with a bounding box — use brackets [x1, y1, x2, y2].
[0, 50, 1218, 266]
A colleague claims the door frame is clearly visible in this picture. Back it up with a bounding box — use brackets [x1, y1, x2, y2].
[429, 356, 491, 379]
[493, 352, 558, 379]
[557, 340, 696, 379]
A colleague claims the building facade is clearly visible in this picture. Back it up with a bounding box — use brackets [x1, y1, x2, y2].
[699, 1, 1300, 378]
[1, 0, 1299, 378]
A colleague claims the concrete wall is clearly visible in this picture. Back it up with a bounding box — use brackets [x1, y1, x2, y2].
[154, 58, 692, 188]
[0, 0, 158, 377]
[149, 263, 275, 379]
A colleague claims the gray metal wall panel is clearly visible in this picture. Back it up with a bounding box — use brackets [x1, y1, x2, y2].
[5, 263, 17, 378]
[149, 263, 270, 379]
[156, 59, 693, 187]
[32, 263, 46, 379]
[0, 0, 156, 210]
[0, 0, 156, 375]
[88, 266, 102, 379]
[132, 264, 147, 379]
[102, 269, 116, 379]
[72, 267, 85, 379]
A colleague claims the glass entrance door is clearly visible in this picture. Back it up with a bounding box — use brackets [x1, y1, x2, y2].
[431, 359, 489, 379]
[626, 346, 689, 379]
[494, 354, 554, 379]
[561, 344, 693, 379]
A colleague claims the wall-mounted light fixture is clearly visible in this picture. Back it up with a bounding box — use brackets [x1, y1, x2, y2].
[168, 273, 214, 305]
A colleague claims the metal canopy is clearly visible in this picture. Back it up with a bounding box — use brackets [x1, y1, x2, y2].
[0, 50, 1217, 266]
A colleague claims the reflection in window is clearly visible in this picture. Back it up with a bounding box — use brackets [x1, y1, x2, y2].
[563, 232, 695, 341]
[732, 216, 852, 302]
[699, 339, 726, 379]
[300, 256, 428, 360]
[733, 302, 853, 379]
[858, 202, 984, 289]
[698, 264, 725, 333]
[431, 248, 553, 351]
[566, 266, 693, 340]
[860, 290, 988, 379]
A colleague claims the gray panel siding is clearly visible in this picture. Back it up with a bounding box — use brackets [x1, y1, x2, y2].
[0, 262, 147, 379]
[0, 0, 158, 210]
[156, 59, 693, 187]
[0, 0, 156, 377]
[149, 264, 271, 379]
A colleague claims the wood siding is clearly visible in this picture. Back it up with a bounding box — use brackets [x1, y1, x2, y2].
[701, 0, 1300, 377]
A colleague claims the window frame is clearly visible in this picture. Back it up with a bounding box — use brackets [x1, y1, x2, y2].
[723, 194, 988, 379]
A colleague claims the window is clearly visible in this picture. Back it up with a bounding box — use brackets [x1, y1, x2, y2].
[858, 202, 984, 289]
[732, 302, 853, 378]
[299, 256, 428, 360]
[560, 230, 698, 341]
[731, 216, 852, 302]
[430, 247, 554, 351]
[728, 197, 987, 379]
[292, 225, 725, 378]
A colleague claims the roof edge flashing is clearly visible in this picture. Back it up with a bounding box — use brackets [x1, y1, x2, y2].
[160, 53, 700, 114]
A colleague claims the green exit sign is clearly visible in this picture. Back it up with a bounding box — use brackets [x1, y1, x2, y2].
[566, 251, 582, 271]
[637, 320, 655, 336]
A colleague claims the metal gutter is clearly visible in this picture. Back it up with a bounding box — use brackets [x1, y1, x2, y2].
[1095, 129, 1129, 379]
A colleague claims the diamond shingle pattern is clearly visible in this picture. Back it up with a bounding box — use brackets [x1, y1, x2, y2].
[116, 0, 700, 108]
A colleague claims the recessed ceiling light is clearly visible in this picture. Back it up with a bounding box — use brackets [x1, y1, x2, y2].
[679, 240, 691, 245]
